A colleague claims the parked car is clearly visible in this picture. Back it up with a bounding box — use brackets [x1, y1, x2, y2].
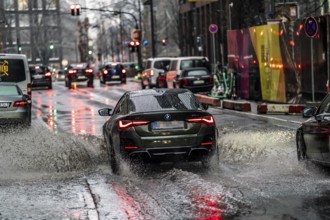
[0, 82, 31, 126]
[175, 67, 213, 93]
[65, 63, 94, 89]
[29, 64, 53, 89]
[0, 54, 31, 100]
[98, 88, 218, 174]
[166, 56, 212, 88]
[296, 93, 330, 166]
[99, 62, 126, 85]
[140, 57, 173, 89]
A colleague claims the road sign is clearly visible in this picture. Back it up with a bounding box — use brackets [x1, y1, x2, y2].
[131, 29, 140, 41]
[141, 39, 148, 47]
[304, 16, 318, 38]
[209, 24, 218, 34]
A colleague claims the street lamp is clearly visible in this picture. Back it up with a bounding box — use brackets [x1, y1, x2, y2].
[228, 2, 233, 30]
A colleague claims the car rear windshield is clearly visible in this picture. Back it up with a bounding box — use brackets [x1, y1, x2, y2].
[154, 60, 171, 70]
[180, 59, 211, 71]
[29, 66, 49, 75]
[129, 91, 202, 112]
[183, 69, 210, 77]
[0, 59, 26, 83]
[0, 85, 20, 96]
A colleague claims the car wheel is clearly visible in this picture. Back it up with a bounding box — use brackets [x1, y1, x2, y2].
[296, 129, 307, 161]
[87, 79, 94, 88]
[24, 107, 32, 127]
[67, 78, 72, 89]
[141, 81, 146, 89]
[48, 82, 52, 89]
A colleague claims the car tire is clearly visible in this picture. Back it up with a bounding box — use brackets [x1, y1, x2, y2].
[24, 108, 32, 127]
[296, 129, 307, 161]
[67, 78, 72, 89]
[87, 79, 94, 88]
[48, 82, 52, 90]
[141, 81, 146, 89]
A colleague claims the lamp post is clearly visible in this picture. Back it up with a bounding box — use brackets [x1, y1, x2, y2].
[228, 2, 233, 30]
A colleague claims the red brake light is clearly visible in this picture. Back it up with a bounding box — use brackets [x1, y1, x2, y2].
[150, 69, 154, 76]
[45, 72, 52, 77]
[186, 116, 214, 125]
[124, 146, 139, 150]
[118, 120, 150, 130]
[183, 79, 189, 86]
[27, 83, 32, 100]
[85, 68, 93, 73]
[68, 69, 77, 74]
[13, 100, 27, 107]
[209, 76, 214, 84]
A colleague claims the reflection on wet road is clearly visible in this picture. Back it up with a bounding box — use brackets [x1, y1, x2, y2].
[1, 79, 330, 219]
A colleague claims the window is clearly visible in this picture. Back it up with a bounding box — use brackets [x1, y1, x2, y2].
[32, 0, 42, 9]
[0, 59, 26, 82]
[45, 0, 56, 9]
[18, 0, 28, 10]
[318, 95, 330, 114]
[19, 14, 30, 27]
[4, 0, 15, 10]
[0, 85, 20, 96]
[170, 61, 177, 71]
[20, 29, 30, 44]
[7, 14, 16, 27]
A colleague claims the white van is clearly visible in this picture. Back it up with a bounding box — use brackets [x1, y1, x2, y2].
[0, 54, 31, 99]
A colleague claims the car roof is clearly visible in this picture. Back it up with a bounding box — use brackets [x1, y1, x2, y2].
[128, 88, 192, 97]
[176, 56, 209, 61]
[147, 57, 175, 61]
[0, 53, 27, 59]
[0, 82, 19, 86]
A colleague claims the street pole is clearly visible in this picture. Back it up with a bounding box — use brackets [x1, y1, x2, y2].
[228, 2, 233, 30]
[311, 38, 315, 102]
[150, 0, 156, 57]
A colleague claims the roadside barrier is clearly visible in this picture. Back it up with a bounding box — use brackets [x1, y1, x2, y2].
[195, 94, 221, 107]
[222, 100, 251, 112]
[257, 103, 305, 114]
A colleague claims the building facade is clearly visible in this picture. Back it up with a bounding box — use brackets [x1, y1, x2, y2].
[0, 0, 63, 68]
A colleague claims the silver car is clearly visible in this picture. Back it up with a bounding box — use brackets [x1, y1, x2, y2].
[0, 82, 31, 126]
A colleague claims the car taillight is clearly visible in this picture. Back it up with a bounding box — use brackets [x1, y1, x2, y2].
[27, 83, 32, 100]
[45, 72, 52, 77]
[122, 69, 126, 74]
[200, 141, 213, 147]
[103, 70, 108, 74]
[186, 116, 214, 125]
[124, 146, 139, 150]
[68, 69, 77, 74]
[183, 79, 189, 86]
[13, 100, 27, 107]
[118, 120, 150, 130]
[150, 69, 154, 76]
[209, 76, 214, 84]
[85, 68, 93, 74]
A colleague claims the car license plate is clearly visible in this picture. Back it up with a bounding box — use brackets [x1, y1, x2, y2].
[0, 102, 10, 108]
[78, 76, 86, 79]
[34, 75, 43, 79]
[193, 80, 204, 85]
[151, 121, 184, 130]
[112, 75, 120, 79]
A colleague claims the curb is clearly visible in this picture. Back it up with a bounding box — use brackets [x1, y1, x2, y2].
[257, 103, 305, 114]
[194, 94, 221, 107]
[222, 100, 251, 112]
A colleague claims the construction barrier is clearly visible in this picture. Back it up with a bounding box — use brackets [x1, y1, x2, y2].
[257, 103, 306, 114]
[222, 100, 251, 112]
[195, 94, 221, 107]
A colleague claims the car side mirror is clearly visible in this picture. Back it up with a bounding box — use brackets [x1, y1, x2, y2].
[98, 108, 112, 116]
[302, 107, 316, 118]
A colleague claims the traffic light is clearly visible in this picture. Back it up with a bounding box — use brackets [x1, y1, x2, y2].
[161, 38, 166, 46]
[70, 4, 81, 16]
[128, 41, 139, 53]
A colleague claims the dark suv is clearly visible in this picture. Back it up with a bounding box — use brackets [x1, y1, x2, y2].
[29, 64, 53, 89]
[99, 63, 126, 85]
[65, 63, 94, 89]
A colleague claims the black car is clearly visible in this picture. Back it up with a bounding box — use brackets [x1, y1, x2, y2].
[29, 65, 53, 89]
[98, 88, 218, 174]
[99, 63, 126, 85]
[65, 63, 94, 89]
[174, 67, 213, 93]
[296, 93, 330, 166]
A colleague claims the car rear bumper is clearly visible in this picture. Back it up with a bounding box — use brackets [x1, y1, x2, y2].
[0, 110, 28, 121]
[126, 146, 214, 163]
[32, 78, 51, 86]
[182, 85, 213, 93]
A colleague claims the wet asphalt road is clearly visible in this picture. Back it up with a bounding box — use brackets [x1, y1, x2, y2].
[0, 79, 330, 219]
